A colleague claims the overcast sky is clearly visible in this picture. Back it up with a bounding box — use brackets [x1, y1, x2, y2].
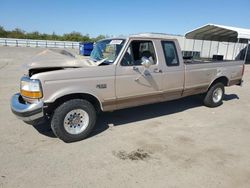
[1, 0, 250, 37]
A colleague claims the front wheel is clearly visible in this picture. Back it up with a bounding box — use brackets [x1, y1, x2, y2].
[51, 99, 96, 142]
[203, 82, 225, 107]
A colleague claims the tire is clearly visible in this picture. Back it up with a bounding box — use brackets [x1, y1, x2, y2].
[203, 82, 225, 107]
[51, 99, 96, 143]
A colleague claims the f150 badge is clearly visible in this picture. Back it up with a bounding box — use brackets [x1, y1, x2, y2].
[96, 84, 107, 89]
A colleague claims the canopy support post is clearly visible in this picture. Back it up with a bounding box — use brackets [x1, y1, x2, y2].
[183, 38, 186, 56]
[208, 40, 212, 59]
[225, 42, 229, 60]
[200, 40, 204, 59]
[232, 43, 236, 60]
[244, 40, 249, 63]
[232, 38, 240, 60]
[192, 39, 196, 58]
[216, 41, 220, 55]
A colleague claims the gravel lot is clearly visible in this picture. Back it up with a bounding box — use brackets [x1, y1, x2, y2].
[0, 46, 250, 188]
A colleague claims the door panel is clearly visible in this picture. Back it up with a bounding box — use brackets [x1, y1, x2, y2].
[162, 69, 185, 99]
[161, 40, 185, 100]
[115, 65, 163, 109]
[115, 40, 164, 109]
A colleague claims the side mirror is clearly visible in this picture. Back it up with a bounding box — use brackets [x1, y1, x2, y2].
[141, 57, 153, 68]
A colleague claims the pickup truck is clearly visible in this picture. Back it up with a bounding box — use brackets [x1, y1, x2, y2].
[11, 33, 245, 142]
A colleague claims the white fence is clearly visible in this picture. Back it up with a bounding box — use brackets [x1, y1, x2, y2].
[0, 38, 80, 49]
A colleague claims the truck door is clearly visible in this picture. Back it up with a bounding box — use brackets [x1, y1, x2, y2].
[160, 40, 185, 100]
[115, 39, 164, 109]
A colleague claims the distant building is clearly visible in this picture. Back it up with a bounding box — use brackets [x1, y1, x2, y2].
[167, 24, 250, 63]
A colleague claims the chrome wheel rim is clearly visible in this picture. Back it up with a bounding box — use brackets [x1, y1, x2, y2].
[63, 109, 89, 135]
[212, 88, 223, 103]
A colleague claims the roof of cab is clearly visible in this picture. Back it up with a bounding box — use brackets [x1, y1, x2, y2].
[129, 33, 182, 39]
[101, 33, 182, 41]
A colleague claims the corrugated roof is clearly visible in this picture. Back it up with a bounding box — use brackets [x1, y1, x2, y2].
[185, 24, 250, 43]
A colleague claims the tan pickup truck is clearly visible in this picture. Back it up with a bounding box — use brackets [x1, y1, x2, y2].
[11, 34, 245, 142]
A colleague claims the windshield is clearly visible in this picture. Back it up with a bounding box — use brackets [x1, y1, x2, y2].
[90, 39, 125, 64]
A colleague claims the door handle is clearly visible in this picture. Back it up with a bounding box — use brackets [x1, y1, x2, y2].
[153, 68, 162, 73]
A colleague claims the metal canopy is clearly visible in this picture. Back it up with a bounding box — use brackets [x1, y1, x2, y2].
[185, 24, 250, 43]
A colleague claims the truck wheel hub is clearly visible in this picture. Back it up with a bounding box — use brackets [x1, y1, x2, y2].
[64, 109, 89, 135]
[212, 88, 223, 103]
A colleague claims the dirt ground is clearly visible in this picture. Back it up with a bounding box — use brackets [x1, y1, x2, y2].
[0, 46, 250, 188]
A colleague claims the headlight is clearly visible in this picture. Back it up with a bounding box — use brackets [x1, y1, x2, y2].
[20, 76, 43, 99]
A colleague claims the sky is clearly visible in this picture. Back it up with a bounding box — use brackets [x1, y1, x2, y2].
[1, 0, 250, 37]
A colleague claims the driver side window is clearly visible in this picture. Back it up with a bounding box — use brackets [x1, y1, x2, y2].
[121, 40, 156, 66]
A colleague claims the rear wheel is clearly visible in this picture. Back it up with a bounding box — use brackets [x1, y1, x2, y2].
[51, 99, 96, 142]
[203, 82, 225, 107]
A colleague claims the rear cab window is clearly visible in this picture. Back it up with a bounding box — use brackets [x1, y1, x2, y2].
[161, 41, 179, 66]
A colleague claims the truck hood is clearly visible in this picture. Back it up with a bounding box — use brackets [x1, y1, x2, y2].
[24, 49, 98, 70]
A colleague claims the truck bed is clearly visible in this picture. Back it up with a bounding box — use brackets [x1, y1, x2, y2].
[183, 59, 244, 96]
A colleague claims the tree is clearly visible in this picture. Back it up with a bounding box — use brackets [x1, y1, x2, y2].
[0, 26, 106, 42]
[92, 35, 105, 42]
[7, 28, 25, 39]
[26, 31, 40, 39]
[0, 26, 7, 38]
[63, 32, 90, 42]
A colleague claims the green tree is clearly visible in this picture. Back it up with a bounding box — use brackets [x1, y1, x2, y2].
[92, 35, 105, 42]
[0, 26, 106, 42]
[0, 26, 7, 37]
[51, 32, 60, 40]
[63, 32, 90, 42]
[26, 31, 40, 39]
[7, 28, 25, 38]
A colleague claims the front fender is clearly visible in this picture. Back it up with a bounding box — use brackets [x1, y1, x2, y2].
[43, 86, 104, 109]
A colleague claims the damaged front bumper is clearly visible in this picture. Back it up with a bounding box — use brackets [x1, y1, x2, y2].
[10, 93, 44, 121]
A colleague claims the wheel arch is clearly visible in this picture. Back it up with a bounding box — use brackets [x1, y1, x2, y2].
[45, 93, 103, 115]
[208, 76, 229, 90]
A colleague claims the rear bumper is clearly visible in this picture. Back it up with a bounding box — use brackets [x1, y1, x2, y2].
[11, 93, 44, 121]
